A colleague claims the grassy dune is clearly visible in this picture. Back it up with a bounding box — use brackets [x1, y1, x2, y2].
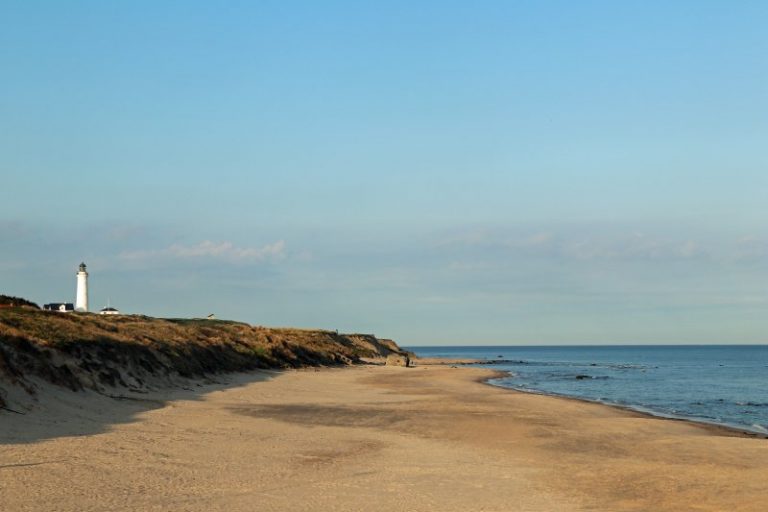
[0, 306, 404, 409]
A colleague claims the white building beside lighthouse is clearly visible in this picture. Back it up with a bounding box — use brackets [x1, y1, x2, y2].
[75, 262, 89, 312]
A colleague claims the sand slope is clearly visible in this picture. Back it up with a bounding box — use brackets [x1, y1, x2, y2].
[2, 366, 766, 511]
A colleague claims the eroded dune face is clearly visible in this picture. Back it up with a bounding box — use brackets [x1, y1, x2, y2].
[0, 307, 406, 411]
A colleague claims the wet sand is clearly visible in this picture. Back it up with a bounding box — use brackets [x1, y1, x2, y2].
[2, 366, 767, 511]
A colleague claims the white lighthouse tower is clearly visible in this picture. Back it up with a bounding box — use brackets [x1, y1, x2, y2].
[75, 262, 89, 312]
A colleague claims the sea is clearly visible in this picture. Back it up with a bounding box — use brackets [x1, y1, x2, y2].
[407, 345, 768, 434]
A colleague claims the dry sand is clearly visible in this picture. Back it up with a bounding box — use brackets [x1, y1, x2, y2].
[2, 366, 767, 511]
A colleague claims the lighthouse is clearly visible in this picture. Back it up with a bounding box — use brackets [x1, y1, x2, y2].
[75, 262, 89, 312]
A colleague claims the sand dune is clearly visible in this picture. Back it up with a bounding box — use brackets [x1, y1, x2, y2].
[2, 366, 767, 511]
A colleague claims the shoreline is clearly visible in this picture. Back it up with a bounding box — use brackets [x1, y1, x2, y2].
[415, 356, 768, 439]
[479, 371, 768, 440]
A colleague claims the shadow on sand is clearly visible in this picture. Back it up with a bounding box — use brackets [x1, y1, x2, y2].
[0, 371, 279, 445]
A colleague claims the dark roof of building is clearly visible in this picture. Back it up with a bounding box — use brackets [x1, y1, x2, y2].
[44, 303, 74, 310]
[100, 307, 119, 312]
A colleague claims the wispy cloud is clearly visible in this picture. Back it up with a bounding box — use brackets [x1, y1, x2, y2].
[734, 236, 768, 262]
[438, 226, 711, 262]
[559, 232, 707, 261]
[119, 240, 286, 264]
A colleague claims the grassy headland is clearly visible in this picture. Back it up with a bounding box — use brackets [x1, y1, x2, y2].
[0, 304, 405, 410]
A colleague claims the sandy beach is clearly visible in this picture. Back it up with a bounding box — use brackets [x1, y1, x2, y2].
[2, 365, 767, 511]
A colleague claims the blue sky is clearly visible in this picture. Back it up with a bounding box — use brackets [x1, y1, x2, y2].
[1, 1, 767, 344]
